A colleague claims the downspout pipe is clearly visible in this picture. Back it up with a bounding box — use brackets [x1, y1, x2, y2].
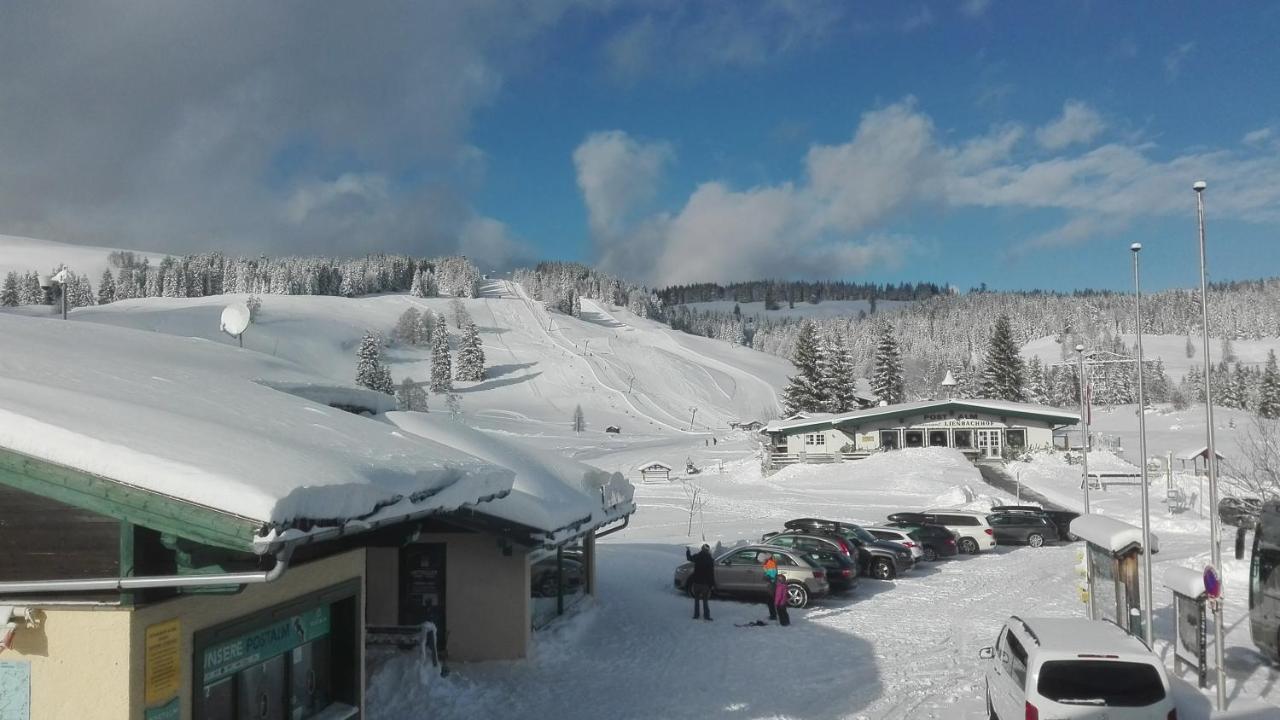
[0, 545, 293, 596]
[594, 515, 629, 539]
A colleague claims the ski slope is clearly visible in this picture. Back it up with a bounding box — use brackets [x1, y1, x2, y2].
[0, 233, 166, 280]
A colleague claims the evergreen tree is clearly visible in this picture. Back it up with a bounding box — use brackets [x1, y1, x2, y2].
[1258, 350, 1280, 419]
[98, 268, 116, 305]
[455, 321, 486, 382]
[820, 331, 858, 413]
[870, 321, 905, 405]
[19, 272, 41, 305]
[430, 322, 453, 393]
[416, 310, 436, 346]
[1221, 336, 1237, 364]
[393, 307, 422, 345]
[396, 377, 429, 412]
[410, 270, 427, 298]
[1227, 363, 1250, 410]
[1185, 335, 1195, 359]
[355, 332, 394, 395]
[446, 392, 462, 419]
[1024, 356, 1048, 405]
[1, 272, 17, 307]
[572, 404, 586, 433]
[979, 314, 1025, 401]
[781, 320, 826, 415]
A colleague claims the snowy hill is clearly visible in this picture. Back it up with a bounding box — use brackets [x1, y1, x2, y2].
[0, 233, 165, 280]
[683, 298, 909, 321]
[1023, 333, 1280, 382]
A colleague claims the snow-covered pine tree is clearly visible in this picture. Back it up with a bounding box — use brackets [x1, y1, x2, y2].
[116, 267, 135, 300]
[1258, 350, 1280, 419]
[820, 331, 858, 413]
[1227, 363, 1251, 410]
[73, 274, 95, 308]
[355, 332, 394, 395]
[781, 320, 826, 415]
[98, 268, 116, 305]
[572, 404, 585, 433]
[1, 272, 18, 306]
[1221, 336, 1237, 364]
[393, 308, 421, 345]
[430, 322, 453, 393]
[19, 272, 42, 305]
[1024, 356, 1048, 405]
[409, 270, 426, 298]
[978, 314, 1025, 401]
[870, 321, 905, 405]
[396, 377, 429, 412]
[455, 321, 486, 382]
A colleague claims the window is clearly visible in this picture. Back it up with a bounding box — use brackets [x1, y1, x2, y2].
[880, 431, 899, 450]
[1037, 660, 1166, 706]
[1006, 429, 1027, 448]
[953, 430, 973, 448]
[771, 552, 799, 566]
[904, 430, 924, 448]
[928, 430, 948, 447]
[938, 515, 979, 526]
[804, 433, 826, 447]
[729, 550, 762, 565]
[1006, 633, 1029, 689]
[768, 536, 794, 548]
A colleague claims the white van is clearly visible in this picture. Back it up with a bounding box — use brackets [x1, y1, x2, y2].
[980, 616, 1177, 719]
[924, 508, 997, 554]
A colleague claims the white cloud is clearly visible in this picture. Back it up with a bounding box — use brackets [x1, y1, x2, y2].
[1164, 41, 1196, 82]
[573, 131, 674, 237]
[902, 6, 935, 32]
[1035, 100, 1106, 150]
[1244, 127, 1274, 146]
[580, 99, 1280, 283]
[960, 0, 992, 17]
[458, 217, 536, 271]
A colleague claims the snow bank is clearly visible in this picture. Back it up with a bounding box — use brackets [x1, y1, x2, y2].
[0, 315, 512, 543]
[387, 412, 635, 543]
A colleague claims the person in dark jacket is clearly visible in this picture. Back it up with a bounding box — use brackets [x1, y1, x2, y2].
[686, 544, 716, 620]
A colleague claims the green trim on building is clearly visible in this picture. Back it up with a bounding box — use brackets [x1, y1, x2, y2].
[833, 401, 1077, 431]
[0, 448, 261, 553]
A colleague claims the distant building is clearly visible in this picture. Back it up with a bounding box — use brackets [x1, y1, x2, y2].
[728, 419, 764, 431]
[761, 399, 1079, 471]
[637, 461, 673, 484]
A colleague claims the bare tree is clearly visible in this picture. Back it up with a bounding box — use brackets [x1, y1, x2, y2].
[1223, 416, 1280, 500]
[572, 404, 586, 433]
[681, 480, 708, 539]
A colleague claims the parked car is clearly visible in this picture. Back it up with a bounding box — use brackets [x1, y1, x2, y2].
[990, 505, 1082, 541]
[923, 509, 997, 554]
[672, 544, 829, 608]
[862, 526, 925, 562]
[799, 548, 860, 594]
[881, 516, 960, 561]
[987, 512, 1060, 547]
[531, 553, 586, 597]
[980, 616, 1176, 719]
[1219, 496, 1263, 527]
[770, 520, 915, 580]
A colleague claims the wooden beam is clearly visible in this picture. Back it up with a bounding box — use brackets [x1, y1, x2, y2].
[0, 448, 260, 553]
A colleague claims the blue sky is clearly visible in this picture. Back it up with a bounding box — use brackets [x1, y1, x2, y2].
[2, 1, 1278, 292]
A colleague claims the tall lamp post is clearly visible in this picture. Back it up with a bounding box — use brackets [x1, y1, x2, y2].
[1076, 343, 1094, 620]
[1195, 179, 1228, 710]
[1131, 243, 1154, 648]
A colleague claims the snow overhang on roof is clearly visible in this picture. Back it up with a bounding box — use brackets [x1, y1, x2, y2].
[1163, 565, 1206, 598]
[0, 315, 514, 553]
[1069, 514, 1149, 555]
[765, 399, 1079, 434]
[387, 412, 636, 547]
[1176, 446, 1226, 461]
[637, 461, 673, 471]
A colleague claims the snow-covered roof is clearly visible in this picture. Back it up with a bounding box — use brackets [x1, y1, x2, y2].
[763, 399, 1079, 433]
[1176, 446, 1226, 461]
[637, 461, 673, 471]
[1163, 566, 1206, 598]
[387, 412, 635, 545]
[1069, 514, 1151, 554]
[1019, 617, 1154, 656]
[0, 315, 512, 548]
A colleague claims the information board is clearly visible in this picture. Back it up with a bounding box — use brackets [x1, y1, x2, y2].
[145, 619, 182, 706]
[201, 606, 329, 684]
[0, 661, 30, 720]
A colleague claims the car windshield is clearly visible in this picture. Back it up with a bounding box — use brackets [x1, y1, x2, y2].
[845, 526, 877, 544]
[1037, 660, 1165, 707]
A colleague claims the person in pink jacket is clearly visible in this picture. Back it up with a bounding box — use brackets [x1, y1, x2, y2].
[774, 573, 791, 626]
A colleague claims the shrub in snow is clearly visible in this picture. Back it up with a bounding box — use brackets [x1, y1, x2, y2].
[455, 321, 485, 382]
[397, 377, 429, 412]
[245, 295, 262, 322]
[356, 331, 394, 395]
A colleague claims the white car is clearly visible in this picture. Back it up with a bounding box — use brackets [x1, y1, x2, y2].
[864, 526, 925, 562]
[980, 616, 1177, 719]
[924, 509, 997, 554]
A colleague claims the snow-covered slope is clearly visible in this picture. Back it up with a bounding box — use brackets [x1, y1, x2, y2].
[0, 233, 165, 280]
[1023, 333, 1280, 381]
[683, 298, 909, 321]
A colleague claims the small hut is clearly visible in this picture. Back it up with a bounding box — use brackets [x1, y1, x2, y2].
[637, 461, 672, 484]
[1176, 446, 1226, 476]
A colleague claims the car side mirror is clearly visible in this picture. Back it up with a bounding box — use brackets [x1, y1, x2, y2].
[978, 646, 995, 660]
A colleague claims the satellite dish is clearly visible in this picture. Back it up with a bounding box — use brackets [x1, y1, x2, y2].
[220, 303, 251, 342]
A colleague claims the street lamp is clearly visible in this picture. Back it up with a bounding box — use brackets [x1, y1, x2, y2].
[1131, 243, 1154, 648]
[1195, 179, 1228, 710]
[1076, 343, 1095, 621]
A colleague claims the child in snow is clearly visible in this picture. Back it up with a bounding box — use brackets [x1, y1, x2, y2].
[762, 554, 779, 620]
[774, 573, 791, 627]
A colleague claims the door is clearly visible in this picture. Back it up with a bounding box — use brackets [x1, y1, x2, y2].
[400, 543, 447, 650]
[976, 430, 1002, 458]
[719, 549, 765, 592]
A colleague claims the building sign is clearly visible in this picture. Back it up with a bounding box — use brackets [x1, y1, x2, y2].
[145, 619, 182, 706]
[917, 418, 1000, 428]
[201, 606, 330, 684]
[0, 661, 30, 720]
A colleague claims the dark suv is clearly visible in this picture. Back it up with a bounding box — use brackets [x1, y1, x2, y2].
[880, 516, 960, 561]
[987, 512, 1060, 547]
[990, 505, 1081, 541]
[770, 519, 915, 580]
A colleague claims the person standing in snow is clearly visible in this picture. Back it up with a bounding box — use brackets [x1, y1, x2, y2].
[774, 573, 791, 626]
[686, 544, 716, 621]
[762, 554, 779, 620]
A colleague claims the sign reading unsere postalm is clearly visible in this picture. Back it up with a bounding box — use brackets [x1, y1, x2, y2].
[144, 619, 181, 707]
[201, 606, 330, 684]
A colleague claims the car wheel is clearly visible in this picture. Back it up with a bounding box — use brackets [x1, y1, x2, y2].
[1027, 533, 1044, 548]
[786, 583, 809, 608]
[960, 537, 979, 554]
[923, 546, 938, 562]
[871, 558, 896, 580]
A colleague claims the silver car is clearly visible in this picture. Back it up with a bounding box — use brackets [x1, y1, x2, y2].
[673, 544, 830, 608]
